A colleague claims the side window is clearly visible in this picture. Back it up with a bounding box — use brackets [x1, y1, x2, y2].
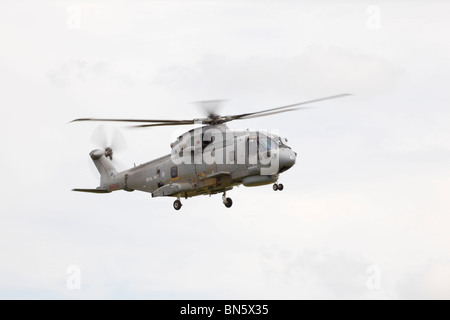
[229, 151, 235, 163]
[202, 133, 215, 149]
[171, 166, 178, 178]
[258, 137, 270, 158]
[248, 137, 257, 155]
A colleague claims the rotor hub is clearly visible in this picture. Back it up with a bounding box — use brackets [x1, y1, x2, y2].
[105, 147, 113, 160]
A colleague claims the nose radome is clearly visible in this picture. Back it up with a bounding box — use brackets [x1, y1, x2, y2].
[279, 148, 296, 172]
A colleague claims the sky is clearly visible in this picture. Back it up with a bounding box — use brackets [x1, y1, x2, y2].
[1, 0, 450, 299]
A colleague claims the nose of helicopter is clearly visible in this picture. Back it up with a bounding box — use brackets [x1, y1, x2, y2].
[278, 148, 297, 173]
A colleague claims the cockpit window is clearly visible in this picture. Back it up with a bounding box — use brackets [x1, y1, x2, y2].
[259, 138, 267, 153]
[258, 135, 273, 158]
[258, 136, 271, 152]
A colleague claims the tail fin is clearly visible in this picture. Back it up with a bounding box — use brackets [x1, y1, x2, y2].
[90, 149, 118, 187]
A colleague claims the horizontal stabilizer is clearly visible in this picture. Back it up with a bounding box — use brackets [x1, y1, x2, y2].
[72, 188, 111, 194]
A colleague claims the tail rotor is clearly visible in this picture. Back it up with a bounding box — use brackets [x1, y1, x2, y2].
[90, 125, 127, 169]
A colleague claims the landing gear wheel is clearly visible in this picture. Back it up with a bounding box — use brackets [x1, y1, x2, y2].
[278, 183, 284, 191]
[224, 197, 233, 208]
[273, 183, 279, 191]
[173, 199, 182, 211]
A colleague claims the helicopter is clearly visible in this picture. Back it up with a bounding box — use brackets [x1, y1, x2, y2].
[71, 93, 351, 210]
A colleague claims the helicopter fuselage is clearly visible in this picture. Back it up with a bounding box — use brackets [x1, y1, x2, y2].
[88, 125, 296, 203]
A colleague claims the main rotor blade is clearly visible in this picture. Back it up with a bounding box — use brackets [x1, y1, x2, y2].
[71, 118, 194, 124]
[71, 93, 352, 128]
[230, 93, 352, 120]
[128, 121, 196, 128]
[237, 107, 313, 120]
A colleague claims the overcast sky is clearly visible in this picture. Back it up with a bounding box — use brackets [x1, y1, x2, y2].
[1, 0, 449, 299]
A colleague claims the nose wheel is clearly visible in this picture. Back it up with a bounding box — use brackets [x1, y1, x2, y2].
[224, 198, 233, 208]
[222, 193, 233, 208]
[273, 183, 284, 191]
[173, 199, 182, 211]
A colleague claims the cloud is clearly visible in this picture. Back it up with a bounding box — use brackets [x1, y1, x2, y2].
[47, 59, 134, 87]
[397, 261, 450, 300]
[155, 45, 402, 100]
[259, 246, 386, 299]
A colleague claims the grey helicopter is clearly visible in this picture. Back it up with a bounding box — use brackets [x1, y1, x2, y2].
[71, 93, 351, 210]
